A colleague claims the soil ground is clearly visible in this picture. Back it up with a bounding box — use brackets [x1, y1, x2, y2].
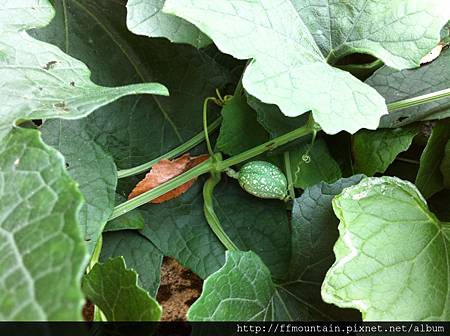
[157, 257, 203, 321]
[82, 257, 203, 321]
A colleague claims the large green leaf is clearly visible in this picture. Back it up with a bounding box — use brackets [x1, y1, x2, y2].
[216, 93, 269, 156]
[189, 176, 363, 321]
[352, 126, 418, 176]
[188, 251, 274, 321]
[322, 176, 450, 321]
[31, 0, 232, 171]
[0, 128, 87, 320]
[368, 48, 450, 128]
[284, 176, 364, 320]
[41, 119, 117, 255]
[82, 257, 162, 321]
[0, 0, 168, 140]
[126, 0, 210, 48]
[416, 121, 450, 198]
[100, 231, 163, 297]
[164, 0, 449, 134]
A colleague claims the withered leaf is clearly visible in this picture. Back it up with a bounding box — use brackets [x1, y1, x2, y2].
[420, 43, 444, 64]
[128, 154, 209, 203]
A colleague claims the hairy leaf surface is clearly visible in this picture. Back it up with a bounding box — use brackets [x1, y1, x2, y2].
[0, 0, 168, 140]
[0, 128, 87, 320]
[322, 177, 450, 321]
[127, 0, 210, 48]
[164, 0, 449, 133]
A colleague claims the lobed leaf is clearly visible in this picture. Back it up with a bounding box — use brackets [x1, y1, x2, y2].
[322, 176, 450, 320]
[188, 176, 364, 321]
[100, 231, 163, 297]
[0, 0, 168, 140]
[82, 257, 162, 321]
[0, 128, 87, 320]
[126, 0, 211, 48]
[164, 0, 450, 134]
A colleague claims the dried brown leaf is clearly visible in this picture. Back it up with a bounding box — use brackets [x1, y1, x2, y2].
[420, 43, 444, 64]
[128, 154, 209, 203]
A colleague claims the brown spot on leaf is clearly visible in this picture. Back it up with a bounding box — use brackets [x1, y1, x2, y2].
[128, 153, 208, 203]
[43, 60, 57, 70]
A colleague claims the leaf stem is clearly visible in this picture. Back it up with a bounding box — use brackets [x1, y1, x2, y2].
[203, 171, 238, 251]
[395, 157, 420, 165]
[117, 117, 222, 179]
[283, 151, 296, 200]
[203, 97, 218, 158]
[387, 87, 450, 113]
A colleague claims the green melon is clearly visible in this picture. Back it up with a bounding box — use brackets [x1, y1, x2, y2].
[238, 161, 288, 200]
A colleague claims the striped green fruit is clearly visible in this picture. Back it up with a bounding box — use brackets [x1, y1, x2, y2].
[238, 161, 288, 200]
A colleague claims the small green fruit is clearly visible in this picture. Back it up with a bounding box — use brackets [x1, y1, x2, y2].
[238, 161, 288, 200]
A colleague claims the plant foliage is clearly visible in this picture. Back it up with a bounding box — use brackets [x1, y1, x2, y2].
[1, 0, 450, 323]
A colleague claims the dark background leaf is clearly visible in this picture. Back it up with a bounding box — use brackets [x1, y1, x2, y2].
[100, 230, 163, 297]
[367, 48, 450, 128]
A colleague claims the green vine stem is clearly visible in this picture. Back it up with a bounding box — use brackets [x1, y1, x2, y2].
[109, 122, 317, 220]
[203, 170, 238, 251]
[387, 87, 450, 112]
[87, 235, 103, 273]
[203, 97, 219, 158]
[109, 87, 450, 220]
[110, 158, 214, 220]
[117, 117, 222, 179]
[283, 152, 296, 201]
[216, 118, 318, 170]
